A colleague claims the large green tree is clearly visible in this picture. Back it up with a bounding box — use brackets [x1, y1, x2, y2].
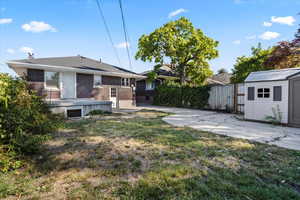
[135, 17, 219, 85]
[231, 44, 273, 83]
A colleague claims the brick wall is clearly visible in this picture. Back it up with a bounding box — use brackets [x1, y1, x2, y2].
[102, 76, 121, 85]
[28, 82, 60, 99]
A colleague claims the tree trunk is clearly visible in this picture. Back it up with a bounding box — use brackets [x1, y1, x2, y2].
[180, 65, 186, 85]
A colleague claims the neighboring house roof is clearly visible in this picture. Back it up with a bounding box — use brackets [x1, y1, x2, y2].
[245, 68, 300, 83]
[141, 64, 177, 79]
[206, 78, 227, 85]
[10, 55, 137, 75]
[140, 66, 233, 85]
[206, 72, 232, 85]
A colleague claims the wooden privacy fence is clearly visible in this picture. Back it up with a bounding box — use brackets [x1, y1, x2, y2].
[208, 84, 245, 113]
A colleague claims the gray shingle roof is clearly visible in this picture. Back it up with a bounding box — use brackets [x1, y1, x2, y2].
[12, 55, 137, 75]
[141, 65, 177, 77]
[209, 72, 232, 85]
[245, 68, 300, 82]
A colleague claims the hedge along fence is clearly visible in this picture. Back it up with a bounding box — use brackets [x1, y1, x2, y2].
[153, 83, 211, 109]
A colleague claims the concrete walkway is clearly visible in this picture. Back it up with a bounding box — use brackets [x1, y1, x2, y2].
[135, 106, 300, 151]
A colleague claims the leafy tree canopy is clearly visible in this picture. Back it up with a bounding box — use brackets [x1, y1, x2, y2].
[264, 23, 300, 69]
[231, 44, 273, 83]
[135, 17, 218, 85]
[217, 68, 228, 74]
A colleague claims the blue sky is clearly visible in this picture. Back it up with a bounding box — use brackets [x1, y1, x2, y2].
[0, 0, 299, 75]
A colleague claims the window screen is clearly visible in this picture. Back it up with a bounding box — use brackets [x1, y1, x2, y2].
[273, 86, 282, 101]
[94, 75, 102, 87]
[248, 87, 255, 101]
[27, 69, 44, 82]
[45, 71, 59, 89]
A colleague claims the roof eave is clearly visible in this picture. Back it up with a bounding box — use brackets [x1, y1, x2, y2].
[7, 61, 146, 79]
[244, 79, 288, 83]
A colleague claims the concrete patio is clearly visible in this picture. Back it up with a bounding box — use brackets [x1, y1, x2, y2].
[134, 106, 300, 151]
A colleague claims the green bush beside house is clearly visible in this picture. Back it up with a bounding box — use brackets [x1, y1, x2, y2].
[0, 73, 62, 172]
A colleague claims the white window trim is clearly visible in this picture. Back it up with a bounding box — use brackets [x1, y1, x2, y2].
[94, 75, 102, 88]
[44, 71, 60, 91]
[145, 80, 155, 91]
[121, 78, 130, 87]
[110, 87, 117, 98]
[257, 88, 270, 99]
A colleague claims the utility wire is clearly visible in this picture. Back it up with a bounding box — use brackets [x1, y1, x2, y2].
[95, 0, 122, 67]
[118, 0, 132, 69]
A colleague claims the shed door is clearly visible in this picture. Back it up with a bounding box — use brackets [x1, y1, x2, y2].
[76, 73, 93, 98]
[289, 77, 300, 127]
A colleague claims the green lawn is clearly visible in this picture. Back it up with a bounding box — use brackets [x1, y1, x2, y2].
[1, 110, 300, 200]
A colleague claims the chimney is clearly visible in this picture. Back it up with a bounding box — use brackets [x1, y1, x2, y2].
[28, 52, 34, 59]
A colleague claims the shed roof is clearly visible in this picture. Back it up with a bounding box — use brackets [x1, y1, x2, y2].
[245, 68, 300, 82]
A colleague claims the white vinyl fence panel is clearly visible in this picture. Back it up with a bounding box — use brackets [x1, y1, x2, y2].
[208, 84, 234, 111]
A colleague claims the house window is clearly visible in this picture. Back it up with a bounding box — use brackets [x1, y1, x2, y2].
[122, 78, 130, 86]
[257, 88, 270, 98]
[146, 80, 155, 90]
[27, 69, 44, 82]
[111, 88, 117, 97]
[67, 109, 82, 118]
[94, 75, 102, 87]
[45, 71, 59, 89]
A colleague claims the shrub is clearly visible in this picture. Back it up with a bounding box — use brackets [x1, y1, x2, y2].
[86, 110, 112, 116]
[0, 74, 62, 172]
[153, 82, 210, 109]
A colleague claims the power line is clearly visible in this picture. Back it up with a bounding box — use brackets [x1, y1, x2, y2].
[118, 0, 132, 69]
[95, 0, 122, 67]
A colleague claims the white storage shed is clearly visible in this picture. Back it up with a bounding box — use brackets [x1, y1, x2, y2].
[245, 68, 300, 127]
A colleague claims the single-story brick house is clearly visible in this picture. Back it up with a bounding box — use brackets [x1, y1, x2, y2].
[7, 55, 145, 117]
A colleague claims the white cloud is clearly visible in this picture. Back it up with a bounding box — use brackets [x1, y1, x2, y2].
[0, 18, 12, 24]
[6, 48, 15, 54]
[22, 21, 57, 33]
[115, 42, 130, 49]
[168, 8, 188, 18]
[19, 47, 34, 54]
[245, 35, 256, 40]
[259, 31, 280, 40]
[271, 16, 296, 26]
[233, 40, 241, 45]
[263, 21, 272, 27]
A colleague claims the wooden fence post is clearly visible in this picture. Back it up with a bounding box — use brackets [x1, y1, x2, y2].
[233, 84, 238, 113]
